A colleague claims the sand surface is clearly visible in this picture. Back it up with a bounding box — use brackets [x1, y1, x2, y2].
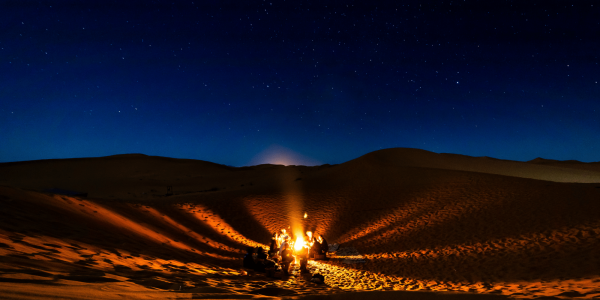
[1, 148, 600, 299]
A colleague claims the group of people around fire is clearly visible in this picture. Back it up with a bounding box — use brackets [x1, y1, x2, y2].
[243, 228, 328, 277]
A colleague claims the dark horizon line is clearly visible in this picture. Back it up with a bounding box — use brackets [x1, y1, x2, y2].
[1, 147, 598, 167]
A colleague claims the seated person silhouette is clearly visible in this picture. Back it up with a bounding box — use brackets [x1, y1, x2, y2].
[243, 247, 255, 269]
[280, 243, 294, 276]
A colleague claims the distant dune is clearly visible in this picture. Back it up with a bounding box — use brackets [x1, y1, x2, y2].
[344, 148, 600, 183]
[0, 148, 599, 299]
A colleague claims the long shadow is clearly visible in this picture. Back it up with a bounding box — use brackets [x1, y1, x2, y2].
[336, 180, 472, 247]
[145, 205, 246, 252]
[3, 167, 600, 292]
[103, 202, 246, 258]
[180, 202, 269, 249]
[284, 169, 600, 287]
[0, 189, 249, 276]
[323, 234, 600, 284]
[318, 181, 600, 286]
[243, 194, 298, 236]
[299, 166, 477, 243]
[358, 177, 600, 255]
[188, 192, 276, 246]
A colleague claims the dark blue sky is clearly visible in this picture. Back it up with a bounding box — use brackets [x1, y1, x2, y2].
[2, 1, 599, 166]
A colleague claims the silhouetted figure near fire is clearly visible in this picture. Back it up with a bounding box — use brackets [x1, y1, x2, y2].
[319, 235, 328, 257]
[269, 234, 278, 258]
[297, 244, 309, 273]
[263, 250, 278, 277]
[243, 247, 255, 269]
[254, 247, 267, 272]
[278, 234, 290, 257]
[280, 243, 294, 276]
[312, 234, 328, 259]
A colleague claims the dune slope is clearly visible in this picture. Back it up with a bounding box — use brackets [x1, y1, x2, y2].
[1, 149, 599, 299]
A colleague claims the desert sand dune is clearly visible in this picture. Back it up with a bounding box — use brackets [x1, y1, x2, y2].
[528, 157, 600, 172]
[345, 148, 600, 183]
[1, 148, 600, 299]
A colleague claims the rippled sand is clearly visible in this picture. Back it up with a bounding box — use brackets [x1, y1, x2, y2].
[1, 148, 599, 299]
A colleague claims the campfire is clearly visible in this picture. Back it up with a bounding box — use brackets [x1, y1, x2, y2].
[245, 211, 329, 277]
[273, 228, 326, 262]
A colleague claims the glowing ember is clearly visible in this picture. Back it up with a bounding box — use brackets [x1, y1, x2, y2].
[304, 212, 308, 218]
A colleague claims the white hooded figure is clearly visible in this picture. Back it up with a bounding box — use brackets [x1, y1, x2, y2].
[277, 229, 289, 256]
[278, 234, 289, 257]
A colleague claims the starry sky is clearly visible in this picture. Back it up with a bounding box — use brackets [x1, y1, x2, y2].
[1, 1, 599, 166]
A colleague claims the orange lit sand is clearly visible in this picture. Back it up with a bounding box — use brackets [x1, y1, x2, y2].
[1, 148, 600, 299]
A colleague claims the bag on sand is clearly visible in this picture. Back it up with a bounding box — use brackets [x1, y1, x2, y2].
[310, 273, 325, 284]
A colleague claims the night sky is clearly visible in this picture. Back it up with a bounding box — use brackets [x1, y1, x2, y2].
[2, 1, 599, 166]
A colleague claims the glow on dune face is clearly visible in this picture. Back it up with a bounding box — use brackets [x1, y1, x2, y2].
[50, 196, 190, 251]
[49, 196, 241, 260]
[140, 206, 243, 254]
[182, 204, 268, 249]
[247, 145, 319, 239]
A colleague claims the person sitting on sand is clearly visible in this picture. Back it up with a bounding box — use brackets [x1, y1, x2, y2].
[317, 235, 328, 258]
[310, 236, 319, 258]
[318, 235, 328, 256]
[262, 251, 279, 278]
[278, 235, 290, 257]
[280, 243, 294, 276]
[297, 243, 309, 273]
[254, 247, 267, 272]
[311, 235, 328, 259]
[243, 247, 255, 269]
[268, 234, 279, 259]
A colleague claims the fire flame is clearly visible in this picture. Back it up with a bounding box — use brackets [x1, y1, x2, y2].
[304, 212, 308, 218]
[294, 235, 306, 251]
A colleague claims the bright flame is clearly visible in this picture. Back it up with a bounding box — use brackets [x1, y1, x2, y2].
[294, 235, 306, 251]
[304, 212, 308, 218]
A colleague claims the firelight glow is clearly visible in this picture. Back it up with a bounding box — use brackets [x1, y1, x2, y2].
[294, 235, 306, 251]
